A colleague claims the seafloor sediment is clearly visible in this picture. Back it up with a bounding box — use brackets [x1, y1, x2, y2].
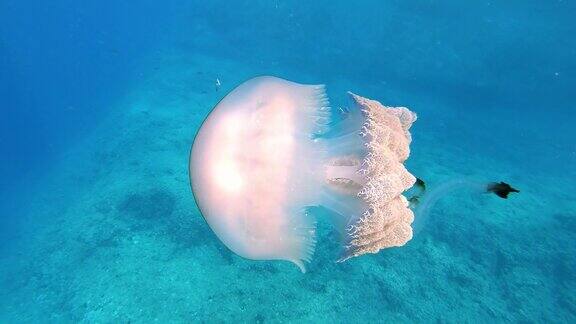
[0, 51, 574, 322]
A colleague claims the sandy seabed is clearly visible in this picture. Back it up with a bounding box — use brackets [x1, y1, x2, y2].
[0, 51, 574, 323]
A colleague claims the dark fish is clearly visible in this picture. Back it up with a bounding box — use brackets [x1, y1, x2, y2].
[415, 178, 426, 191]
[486, 182, 520, 199]
[407, 177, 426, 207]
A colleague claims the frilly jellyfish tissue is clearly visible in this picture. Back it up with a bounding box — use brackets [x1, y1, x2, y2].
[189, 76, 417, 272]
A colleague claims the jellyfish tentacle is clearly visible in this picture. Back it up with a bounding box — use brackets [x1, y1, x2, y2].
[280, 207, 318, 273]
[412, 178, 519, 235]
[299, 84, 332, 136]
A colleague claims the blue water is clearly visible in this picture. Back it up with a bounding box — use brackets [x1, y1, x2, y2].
[1, 0, 574, 322]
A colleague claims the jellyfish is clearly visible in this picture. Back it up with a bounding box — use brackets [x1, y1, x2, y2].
[189, 76, 417, 272]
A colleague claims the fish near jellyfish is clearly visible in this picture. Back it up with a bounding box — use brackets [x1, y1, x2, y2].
[189, 76, 418, 272]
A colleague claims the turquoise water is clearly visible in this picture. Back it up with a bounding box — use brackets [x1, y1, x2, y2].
[1, 1, 575, 322]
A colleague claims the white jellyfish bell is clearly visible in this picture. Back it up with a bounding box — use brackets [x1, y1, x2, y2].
[189, 76, 420, 272]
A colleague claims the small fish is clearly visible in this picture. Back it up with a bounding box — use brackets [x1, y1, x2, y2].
[408, 177, 426, 207]
[486, 182, 519, 199]
[415, 178, 426, 191]
[215, 78, 221, 92]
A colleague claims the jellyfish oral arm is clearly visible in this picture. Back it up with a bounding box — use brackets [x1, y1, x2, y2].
[313, 94, 417, 261]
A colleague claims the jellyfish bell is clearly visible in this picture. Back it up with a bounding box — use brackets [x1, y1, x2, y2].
[189, 76, 417, 272]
